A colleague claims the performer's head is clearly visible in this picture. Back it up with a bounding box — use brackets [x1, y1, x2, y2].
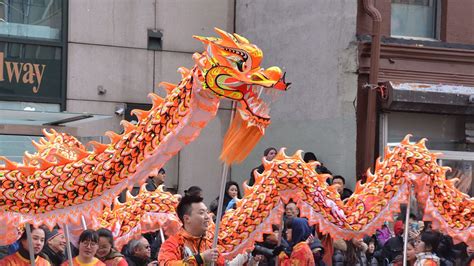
[78, 229, 99, 262]
[19, 225, 46, 256]
[177, 195, 210, 236]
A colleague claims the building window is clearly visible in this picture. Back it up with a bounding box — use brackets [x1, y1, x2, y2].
[0, 0, 67, 109]
[0, 0, 63, 41]
[391, 0, 439, 39]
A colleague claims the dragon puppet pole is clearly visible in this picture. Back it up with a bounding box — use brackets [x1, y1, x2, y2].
[403, 185, 412, 266]
[275, 214, 285, 265]
[211, 102, 237, 260]
[63, 224, 74, 266]
[81, 215, 87, 230]
[159, 228, 165, 243]
[25, 223, 36, 266]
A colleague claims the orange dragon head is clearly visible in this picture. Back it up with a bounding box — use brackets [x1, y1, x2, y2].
[194, 28, 290, 163]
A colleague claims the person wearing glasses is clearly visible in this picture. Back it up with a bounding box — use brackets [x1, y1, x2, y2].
[125, 237, 157, 266]
[62, 229, 105, 266]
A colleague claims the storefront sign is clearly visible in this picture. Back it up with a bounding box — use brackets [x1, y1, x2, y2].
[0, 42, 62, 102]
[0, 52, 46, 93]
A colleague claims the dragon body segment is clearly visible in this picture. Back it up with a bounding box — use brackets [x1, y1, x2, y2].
[75, 185, 181, 250]
[217, 136, 473, 258]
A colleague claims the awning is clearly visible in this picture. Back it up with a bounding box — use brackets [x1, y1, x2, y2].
[381, 82, 474, 115]
[0, 109, 111, 126]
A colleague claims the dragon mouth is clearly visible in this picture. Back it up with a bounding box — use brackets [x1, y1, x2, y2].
[223, 72, 289, 121]
[241, 84, 278, 120]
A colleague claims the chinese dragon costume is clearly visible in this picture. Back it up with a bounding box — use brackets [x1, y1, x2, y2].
[0, 29, 472, 260]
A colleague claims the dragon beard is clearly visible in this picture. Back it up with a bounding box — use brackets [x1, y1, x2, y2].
[220, 109, 265, 164]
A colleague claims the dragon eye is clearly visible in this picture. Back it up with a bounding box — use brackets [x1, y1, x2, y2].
[236, 60, 244, 72]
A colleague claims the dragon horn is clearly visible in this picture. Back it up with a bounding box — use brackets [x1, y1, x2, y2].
[275, 148, 287, 160]
[214, 27, 238, 47]
[242, 180, 252, 196]
[416, 138, 428, 149]
[17, 166, 37, 176]
[192, 35, 213, 44]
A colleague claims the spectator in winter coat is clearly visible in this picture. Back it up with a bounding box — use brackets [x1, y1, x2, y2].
[375, 222, 392, 247]
[43, 228, 67, 266]
[252, 225, 289, 266]
[125, 237, 154, 266]
[463, 245, 474, 266]
[414, 231, 441, 266]
[332, 175, 353, 201]
[145, 168, 166, 192]
[96, 228, 127, 266]
[364, 235, 380, 266]
[332, 238, 368, 266]
[381, 220, 405, 263]
[210, 181, 242, 217]
[332, 238, 347, 265]
[303, 152, 333, 181]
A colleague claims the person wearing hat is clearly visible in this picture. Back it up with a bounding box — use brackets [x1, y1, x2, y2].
[43, 228, 67, 266]
[381, 220, 405, 264]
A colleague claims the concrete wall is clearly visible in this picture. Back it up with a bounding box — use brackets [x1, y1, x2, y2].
[67, 0, 235, 204]
[232, 0, 359, 190]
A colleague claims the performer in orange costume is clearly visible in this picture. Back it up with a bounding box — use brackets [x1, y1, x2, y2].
[158, 195, 224, 265]
[1, 226, 51, 266]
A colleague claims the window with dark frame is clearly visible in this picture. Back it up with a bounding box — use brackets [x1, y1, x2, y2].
[391, 0, 439, 39]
